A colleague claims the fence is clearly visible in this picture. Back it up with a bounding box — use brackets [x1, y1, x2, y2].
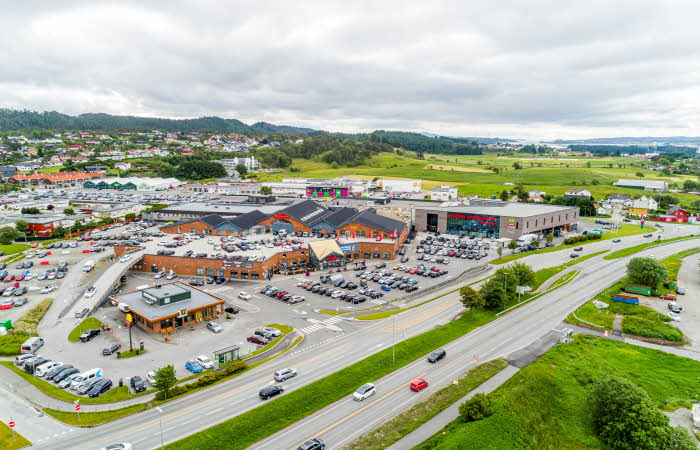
[399, 264, 490, 304]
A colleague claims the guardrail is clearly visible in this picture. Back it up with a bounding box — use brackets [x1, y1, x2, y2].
[400, 264, 489, 304]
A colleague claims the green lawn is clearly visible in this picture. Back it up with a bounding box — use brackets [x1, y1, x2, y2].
[167, 309, 497, 450]
[655, 248, 700, 296]
[530, 250, 608, 290]
[0, 243, 30, 257]
[346, 359, 509, 450]
[68, 317, 104, 342]
[118, 348, 147, 358]
[44, 403, 149, 427]
[0, 334, 30, 356]
[604, 235, 699, 259]
[416, 336, 700, 449]
[0, 421, 31, 449]
[242, 323, 293, 359]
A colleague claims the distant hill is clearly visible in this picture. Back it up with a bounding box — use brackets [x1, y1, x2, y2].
[0, 109, 253, 133]
[250, 121, 326, 136]
[553, 136, 700, 145]
[421, 132, 518, 144]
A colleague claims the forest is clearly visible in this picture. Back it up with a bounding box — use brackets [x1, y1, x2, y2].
[567, 144, 697, 155]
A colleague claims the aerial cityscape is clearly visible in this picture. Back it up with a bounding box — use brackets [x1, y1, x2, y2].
[0, 2, 699, 450]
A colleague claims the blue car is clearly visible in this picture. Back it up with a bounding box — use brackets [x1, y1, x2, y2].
[380, 285, 391, 292]
[185, 360, 203, 373]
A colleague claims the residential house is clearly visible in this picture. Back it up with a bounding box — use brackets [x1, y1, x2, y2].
[85, 165, 107, 173]
[606, 193, 633, 207]
[564, 189, 592, 198]
[0, 166, 18, 180]
[430, 186, 459, 201]
[629, 196, 658, 216]
[115, 162, 132, 171]
[656, 206, 692, 223]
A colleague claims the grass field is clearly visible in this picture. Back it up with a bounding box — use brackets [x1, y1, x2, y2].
[44, 403, 149, 427]
[530, 250, 608, 290]
[0, 243, 29, 256]
[655, 248, 700, 296]
[346, 359, 509, 450]
[242, 323, 293, 359]
[0, 421, 31, 449]
[67, 317, 104, 342]
[604, 234, 699, 259]
[416, 336, 700, 449]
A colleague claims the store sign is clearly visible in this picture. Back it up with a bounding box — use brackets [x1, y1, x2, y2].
[272, 213, 291, 221]
[507, 218, 517, 228]
[339, 243, 359, 252]
[306, 187, 349, 198]
[177, 309, 187, 318]
[325, 256, 339, 262]
[449, 213, 497, 226]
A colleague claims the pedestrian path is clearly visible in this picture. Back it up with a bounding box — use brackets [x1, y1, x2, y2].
[373, 298, 458, 333]
[299, 316, 343, 334]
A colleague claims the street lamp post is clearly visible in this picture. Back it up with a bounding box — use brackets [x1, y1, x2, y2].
[392, 315, 396, 364]
[156, 406, 164, 449]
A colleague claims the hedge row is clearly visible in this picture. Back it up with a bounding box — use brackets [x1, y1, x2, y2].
[563, 234, 602, 245]
[156, 360, 247, 401]
[622, 317, 683, 342]
[13, 298, 53, 334]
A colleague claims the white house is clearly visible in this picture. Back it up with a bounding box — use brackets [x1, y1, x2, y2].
[430, 185, 458, 201]
[564, 189, 592, 198]
[632, 196, 658, 211]
[115, 162, 132, 171]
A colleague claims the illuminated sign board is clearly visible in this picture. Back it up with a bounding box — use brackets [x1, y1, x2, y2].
[306, 187, 349, 198]
[339, 243, 359, 252]
[448, 213, 497, 226]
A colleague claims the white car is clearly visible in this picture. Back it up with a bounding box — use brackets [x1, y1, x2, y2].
[146, 371, 156, 386]
[154, 271, 165, 279]
[35, 361, 62, 377]
[41, 285, 55, 294]
[195, 355, 214, 369]
[667, 312, 681, 322]
[165, 272, 177, 280]
[263, 326, 282, 337]
[24, 273, 36, 280]
[27, 252, 36, 258]
[61, 250, 71, 255]
[331, 291, 345, 299]
[239, 292, 252, 300]
[84, 287, 97, 298]
[207, 322, 223, 333]
[119, 255, 132, 263]
[353, 383, 376, 401]
[274, 368, 297, 382]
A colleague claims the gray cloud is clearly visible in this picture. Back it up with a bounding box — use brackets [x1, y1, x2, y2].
[1, 0, 699, 139]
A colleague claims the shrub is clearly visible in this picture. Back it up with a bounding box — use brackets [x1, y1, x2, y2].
[155, 385, 188, 401]
[622, 317, 683, 342]
[459, 393, 493, 422]
[13, 298, 53, 334]
[563, 234, 602, 245]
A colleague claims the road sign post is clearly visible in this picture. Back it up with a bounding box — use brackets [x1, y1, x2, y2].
[74, 400, 81, 423]
[8, 416, 14, 440]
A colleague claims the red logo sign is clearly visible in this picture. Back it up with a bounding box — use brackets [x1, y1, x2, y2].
[75, 404, 81, 411]
[449, 213, 497, 226]
[8, 421, 15, 428]
[325, 256, 339, 262]
[272, 213, 290, 220]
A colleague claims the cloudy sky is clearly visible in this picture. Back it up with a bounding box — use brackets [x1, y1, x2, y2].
[1, 1, 699, 140]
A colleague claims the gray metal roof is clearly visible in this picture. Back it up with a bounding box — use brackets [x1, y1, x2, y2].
[414, 203, 578, 218]
[111, 282, 225, 321]
[160, 202, 282, 216]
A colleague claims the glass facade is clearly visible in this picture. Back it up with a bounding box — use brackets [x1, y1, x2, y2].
[446, 213, 500, 237]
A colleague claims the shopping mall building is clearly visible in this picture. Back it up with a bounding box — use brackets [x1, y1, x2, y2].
[412, 201, 579, 239]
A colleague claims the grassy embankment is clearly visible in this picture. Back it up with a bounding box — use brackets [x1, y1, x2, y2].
[0, 421, 31, 449]
[67, 318, 104, 342]
[415, 336, 700, 449]
[0, 298, 53, 355]
[604, 234, 699, 259]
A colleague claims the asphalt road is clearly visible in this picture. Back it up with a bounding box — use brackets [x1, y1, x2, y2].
[25, 224, 700, 449]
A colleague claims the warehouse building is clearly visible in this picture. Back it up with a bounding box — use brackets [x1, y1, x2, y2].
[83, 177, 181, 191]
[412, 201, 579, 239]
[613, 179, 668, 192]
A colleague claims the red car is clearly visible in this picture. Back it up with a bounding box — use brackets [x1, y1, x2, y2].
[30, 242, 39, 248]
[276, 291, 288, 298]
[15, 275, 24, 281]
[659, 294, 677, 301]
[247, 335, 268, 345]
[409, 269, 418, 274]
[410, 378, 428, 392]
[40, 261, 50, 265]
[4, 275, 15, 282]
[82, 249, 91, 253]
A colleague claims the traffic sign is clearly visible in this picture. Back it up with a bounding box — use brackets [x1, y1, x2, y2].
[8, 421, 15, 428]
[473, 355, 479, 362]
[75, 404, 81, 411]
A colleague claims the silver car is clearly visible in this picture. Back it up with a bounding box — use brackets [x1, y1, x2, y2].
[207, 322, 223, 333]
[274, 368, 297, 382]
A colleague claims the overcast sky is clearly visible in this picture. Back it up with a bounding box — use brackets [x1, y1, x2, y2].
[1, 1, 699, 140]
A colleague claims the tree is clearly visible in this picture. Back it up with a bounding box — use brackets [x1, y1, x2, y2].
[459, 393, 493, 422]
[497, 247, 503, 258]
[260, 186, 273, 195]
[0, 226, 20, 245]
[509, 262, 535, 288]
[154, 365, 177, 399]
[530, 238, 540, 248]
[636, 171, 645, 178]
[15, 219, 29, 234]
[512, 162, 522, 170]
[507, 240, 518, 254]
[627, 257, 667, 288]
[499, 190, 509, 201]
[459, 286, 484, 312]
[63, 208, 75, 216]
[235, 163, 248, 175]
[546, 233, 554, 245]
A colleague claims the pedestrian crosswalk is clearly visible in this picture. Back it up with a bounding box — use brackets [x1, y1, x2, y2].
[374, 298, 458, 333]
[300, 316, 343, 334]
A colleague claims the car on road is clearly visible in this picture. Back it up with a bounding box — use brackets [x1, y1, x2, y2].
[239, 292, 252, 300]
[79, 329, 101, 342]
[84, 287, 97, 298]
[427, 349, 446, 363]
[659, 294, 677, 301]
[185, 360, 204, 373]
[88, 378, 113, 397]
[569, 253, 580, 258]
[102, 443, 133, 450]
[612, 238, 622, 243]
[247, 335, 268, 345]
[573, 247, 583, 251]
[644, 233, 653, 238]
[119, 255, 132, 263]
[676, 287, 686, 295]
[667, 312, 681, 322]
[196, 355, 214, 369]
[353, 383, 376, 401]
[298, 438, 325, 450]
[75, 307, 90, 318]
[206, 322, 223, 333]
[102, 343, 121, 355]
[410, 378, 429, 392]
[130, 376, 146, 393]
[274, 368, 297, 382]
[668, 302, 682, 314]
[259, 385, 284, 400]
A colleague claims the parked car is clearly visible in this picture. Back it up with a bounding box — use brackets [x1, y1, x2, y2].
[146, 371, 156, 385]
[195, 355, 214, 369]
[53, 367, 79, 384]
[189, 279, 205, 286]
[247, 335, 268, 345]
[75, 308, 90, 318]
[12, 297, 29, 307]
[274, 368, 297, 382]
[185, 360, 203, 373]
[263, 326, 282, 337]
[259, 385, 284, 400]
[84, 287, 97, 298]
[659, 294, 677, 301]
[88, 378, 113, 397]
[676, 287, 686, 295]
[77, 377, 102, 395]
[206, 322, 223, 333]
[668, 303, 682, 314]
[130, 376, 146, 393]
[353, 383, 376, 401]
[102, 343, 121, 355]
[79, 329, 101, 342]
[239, 292, 252, 300]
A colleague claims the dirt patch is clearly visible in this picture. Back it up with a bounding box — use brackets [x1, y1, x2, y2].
[425, 164, 493, 173]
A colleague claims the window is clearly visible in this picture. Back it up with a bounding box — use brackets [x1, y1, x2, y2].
[535, 219, 538, 226]
[251, 272, 260, 280]
[204, 229, 212, 235]
[206, 268, 214, 276]
[373, 251, 380, 259]
[241, 272, 249, 279]
[218, 230, 226, 235]
[372, 232, 379, 238]
[177, 227, 182, 233]
[190, 228, 198, 234]
[196, 268, 204, 276]
[383, 252, 390, 259]
[230, 271, 238, 279]
[216, 269, 224, 277]
[358, 230, 366, 237]
[363, 251, 371, 258]
[551, 217, 553, 223]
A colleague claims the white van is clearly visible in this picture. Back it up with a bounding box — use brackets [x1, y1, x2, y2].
[70, 368, 103, 390]
[516, 234, 539, 246]
[21, 337, 44, 354]
[35, 361, 63, 377]
[83, 260, 95, 273]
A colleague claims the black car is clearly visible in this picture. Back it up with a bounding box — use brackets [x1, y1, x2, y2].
[428, 349, 446, 363]
[189, 279, 205, 286]
[80, 329, 101, 342]
[259, 385, 284, 400]
[24, 357, 49, 374]
[130, 376, 146, 393]
[88, 378, 113, 397]
[299, 438, 326, 450]
[46, 364, 73, 381]
[54, 367, 79, 383]
[224, 306, 240, 314]
[103, 343, 121, 355]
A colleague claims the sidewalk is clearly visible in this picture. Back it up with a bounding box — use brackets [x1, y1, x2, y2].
[387, 365, 520, 450]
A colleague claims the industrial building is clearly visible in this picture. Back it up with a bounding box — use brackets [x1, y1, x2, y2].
[613, 179, 668, 192]
[412, 201, 579, 239]
[83, 177, 181, 191]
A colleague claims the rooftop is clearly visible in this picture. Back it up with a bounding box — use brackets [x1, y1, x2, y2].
[414, 202, 578, 218]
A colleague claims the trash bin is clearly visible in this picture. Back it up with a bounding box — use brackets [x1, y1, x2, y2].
[139, 341, 144, 351]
